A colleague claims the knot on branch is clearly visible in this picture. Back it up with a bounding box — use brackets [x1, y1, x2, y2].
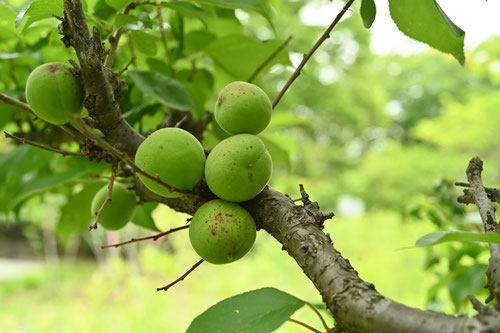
[79, 138, 113, 163]
[299, 184, 334, 228]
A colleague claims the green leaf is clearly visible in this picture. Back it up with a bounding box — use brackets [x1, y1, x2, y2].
[360, 0, 376, 29]
[416, 230, 500, 247]
[129, 30, 157, 56]
[187, 287, 305, 333]
[114, 13, 139, 28]
[127, 69, 194, 110]
[206, 35, 290, 80]
[161, 2, 207, 28]
[7, 170, 87, 210]
[0, 145, 53, 185]
[56, 182, 106, 248]
[105, 0, 131, 11]
[448, 264, 487, 310]
[15, 0, 63, 30]
[123, 103, 162, 125]
[132, 202, 160, 231]
[191, 0, 271, 24]
[388, 0, 465, 64]
[259, 135, 291, 170]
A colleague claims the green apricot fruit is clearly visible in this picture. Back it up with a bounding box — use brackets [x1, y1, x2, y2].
[214, 81, 272, 135]
[205, 134, 272, 202]
[91, 183, 137, 230]
[25, 62, 84, 125]
[135, 128, 206, 197]
[189, 200, 256, 264]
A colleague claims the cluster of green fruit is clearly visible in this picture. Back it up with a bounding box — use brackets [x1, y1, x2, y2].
[135, 81, 273, 264]
[25, 62, 272, 265]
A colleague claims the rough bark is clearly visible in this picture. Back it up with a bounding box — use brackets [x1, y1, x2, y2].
[60, 1, 500, 332]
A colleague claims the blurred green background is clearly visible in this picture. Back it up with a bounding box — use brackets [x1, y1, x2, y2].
[1, 0, 499, 332]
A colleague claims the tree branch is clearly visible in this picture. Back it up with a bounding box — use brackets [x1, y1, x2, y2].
[458, 157, 500, 305]
[272, 0, 355, 109]
[4, 132, 87, 157]
[101, 224, 189, 248]
[247, 35, 293, 83]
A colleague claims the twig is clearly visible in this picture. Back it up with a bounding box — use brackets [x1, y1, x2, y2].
[90, 161, 118, 230]
[305, 302, 332, 333]
[4, 132, 87, 157]
[157, 259, 204, 291]
[101, 224, 189, 248]
[272, 0, 355, 109]
[0, 92, 86, 142]
[117, 56, 136, 76]
[247, 35, 293, 83]
[0, 92, 37, 117]
[72, 115, 192, 195]
[458, 157, 500, 304]
[456, 181, 500, 204]
[156, 6, 176, 78]
[105, 3, 135, 68]
[174, 115, 188, 128]
[287, 319, 323, 333]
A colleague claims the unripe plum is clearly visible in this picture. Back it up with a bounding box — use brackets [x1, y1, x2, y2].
[25, 62, 84, 125]
[205, 134, 272, 202]
[91, 183, 137, 230]
[135, 128, 206, 197]
[214, 81, 272, 135]
[189, 200, 256, 264]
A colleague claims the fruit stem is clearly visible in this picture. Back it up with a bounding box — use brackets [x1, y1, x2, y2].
[157, 259, 204, 292]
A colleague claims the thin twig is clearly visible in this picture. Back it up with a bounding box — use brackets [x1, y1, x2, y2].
[0, 92, 37, 117]
[4, 132, 87, 157]
[272, 0, 355, 109]
[247, 35, 293, 83]
[90, 161, 118, 230]
[305, 302, 332, 333]
[105, 3, 135, 68]
[157, 259, 204, 291]
[287, 319, 323, 333]
[174, 115, 188, 128]
[101, 224, 189, 248]
[156, 6, 176, 78]
[117, 56, 136, 76]
[72, 115, 192, 195]
[0, 92, 86, 142]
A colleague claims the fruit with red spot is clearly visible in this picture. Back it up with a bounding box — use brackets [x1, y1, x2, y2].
[205, 134, 272, 202]
[214, 81, 272, 135]
[91, 183, 137, 230]
[25, 62, 84, 125]
[135, 128, 206, 197]
[189, 200, 256, 264]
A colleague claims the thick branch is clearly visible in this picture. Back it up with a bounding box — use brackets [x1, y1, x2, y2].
[245, 187, 500, 333]
[60, 0, 144, 156]
[459, 157, 500, 304]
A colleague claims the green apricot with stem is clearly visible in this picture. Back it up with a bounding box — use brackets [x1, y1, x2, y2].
[189, 200, 256, 264]
[205, 134, 272, 202]
[214, 81, 272, 135]
[135, 127, 206, 197]
[91, 183, 137, 230]
[25, 62, 84, 125]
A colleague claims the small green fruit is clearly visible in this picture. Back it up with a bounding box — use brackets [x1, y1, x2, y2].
[214, 81, 272, 135]
[91, 183, 137, 230]
[135, 128, 206, 197]
[189, 200, 256, 264]
[205, 134, 272, 202]
[25, 62, 84, 125]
